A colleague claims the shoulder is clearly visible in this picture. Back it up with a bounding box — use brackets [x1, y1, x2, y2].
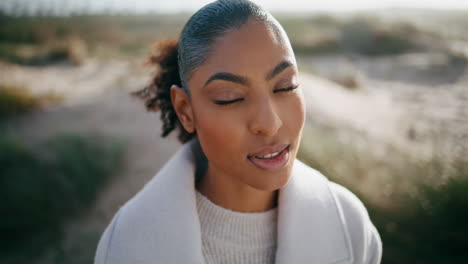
[94, 142, 203, 263]
[327, 180, 383, 264]
[94, 179, 180, 264]
[94, 208, 122, 264]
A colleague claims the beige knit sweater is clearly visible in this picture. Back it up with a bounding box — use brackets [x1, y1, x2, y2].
[195, 190, 278, 264]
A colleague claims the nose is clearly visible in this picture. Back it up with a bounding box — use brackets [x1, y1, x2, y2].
[248, 98, 283, 137]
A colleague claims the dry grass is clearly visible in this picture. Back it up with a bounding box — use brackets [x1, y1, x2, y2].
[0, 37, 88, 66]
[0, 14, 187, 63]
[1, 12, 466, 64]
[298, 124, 468, 263]
[0, 84, 62, 120]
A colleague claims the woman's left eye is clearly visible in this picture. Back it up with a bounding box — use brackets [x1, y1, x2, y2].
[274, 84, 299, 93]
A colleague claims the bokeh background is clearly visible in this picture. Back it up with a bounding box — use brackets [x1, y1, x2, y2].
[1, 0, 467, 263]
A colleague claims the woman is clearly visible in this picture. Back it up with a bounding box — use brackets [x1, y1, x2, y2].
[95, 0, 382, 263]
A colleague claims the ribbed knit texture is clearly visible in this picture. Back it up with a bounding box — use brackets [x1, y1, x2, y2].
[195, 190, 278, 264]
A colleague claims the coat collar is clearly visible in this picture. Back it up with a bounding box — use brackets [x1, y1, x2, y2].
[120, 139, 353, 263]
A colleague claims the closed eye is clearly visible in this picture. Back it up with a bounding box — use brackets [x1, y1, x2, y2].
[214, 84, 300, 106]
[214, 98, 244, 106]
[274, 84, 299, 93]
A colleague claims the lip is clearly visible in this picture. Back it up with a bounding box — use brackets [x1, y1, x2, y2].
[247, 145, 290, 171]
[248, 144, 289, 158]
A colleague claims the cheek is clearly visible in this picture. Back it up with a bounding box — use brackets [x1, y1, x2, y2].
[281, 92, 306, 138]
[192, 102, 246, 162]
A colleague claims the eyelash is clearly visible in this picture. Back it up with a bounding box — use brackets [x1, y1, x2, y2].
[214, 98, 244, 105]
[214, 85, 299, 106]
[273, 84, 299, 93]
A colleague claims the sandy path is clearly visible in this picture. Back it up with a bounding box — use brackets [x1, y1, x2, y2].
[300, 74, 407, 147]
[300, 54, 468, 160]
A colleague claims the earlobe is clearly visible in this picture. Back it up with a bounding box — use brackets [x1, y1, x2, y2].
[170, 84, 195, 133]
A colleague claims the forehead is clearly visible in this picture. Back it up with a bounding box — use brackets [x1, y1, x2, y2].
[190, 19, 295, 87]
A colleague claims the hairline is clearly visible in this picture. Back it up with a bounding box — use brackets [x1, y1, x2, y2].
[180, 16, 288, 97]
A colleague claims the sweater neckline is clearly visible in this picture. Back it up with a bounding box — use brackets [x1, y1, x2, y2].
[195, 189, 278, 249]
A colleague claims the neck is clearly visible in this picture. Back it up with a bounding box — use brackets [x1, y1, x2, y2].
[196, 165, 278, 213]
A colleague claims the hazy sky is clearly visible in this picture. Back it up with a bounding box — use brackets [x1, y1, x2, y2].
[2, 0, 468, 14]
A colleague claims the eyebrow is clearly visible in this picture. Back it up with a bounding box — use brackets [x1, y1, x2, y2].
[266, 60, 294, 81]
[204, 60, 294, 87]
[204, 72, 249, 87]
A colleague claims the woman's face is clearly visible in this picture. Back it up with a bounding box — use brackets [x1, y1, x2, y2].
[186, 19, 305, 191]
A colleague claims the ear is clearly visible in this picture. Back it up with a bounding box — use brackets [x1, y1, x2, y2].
[170, 84, 195, 133]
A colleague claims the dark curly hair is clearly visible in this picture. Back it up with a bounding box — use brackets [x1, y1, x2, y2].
[133, 0, 283, 144]
[132, 39, 192, 143]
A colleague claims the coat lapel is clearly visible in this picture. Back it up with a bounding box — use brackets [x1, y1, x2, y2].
[122, 139, 353, 263]
[113, 139, 205, 263]
[275, 159, 354, 263]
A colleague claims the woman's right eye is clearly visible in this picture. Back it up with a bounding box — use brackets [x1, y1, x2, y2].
[214, 98, 244, 106]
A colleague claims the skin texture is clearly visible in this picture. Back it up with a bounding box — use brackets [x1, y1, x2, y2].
[171, 19, 306, 212]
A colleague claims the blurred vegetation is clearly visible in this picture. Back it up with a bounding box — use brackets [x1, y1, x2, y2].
[0, 132, 124, 262]
[0, 80, 124, 263]
[0, 84, 62, 120]
[0, 38, 87, 66]
[0, 12, 187, 64]
[374, 159, 468, 264]
[298, 125, 468, 264]
[280, 15, 426, 56]
[37, 230, 103, 264]
[338, 19, 421, 56]
[278, 13, 468, 59]
[0, 84, 42, 119]
[1, 11, 467, 66]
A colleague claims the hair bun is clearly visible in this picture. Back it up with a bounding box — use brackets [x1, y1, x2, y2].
[132, 39, 194, 143]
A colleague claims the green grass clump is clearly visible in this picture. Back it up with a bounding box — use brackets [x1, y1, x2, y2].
[373, 159, 468, 264]
[0, 133, 124, 259]
[298, 125, 468, 263]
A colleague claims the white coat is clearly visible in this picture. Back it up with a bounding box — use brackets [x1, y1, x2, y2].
[95, 139, 382, 264]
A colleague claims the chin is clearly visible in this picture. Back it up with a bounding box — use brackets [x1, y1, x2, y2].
[247, 167, 293, 192]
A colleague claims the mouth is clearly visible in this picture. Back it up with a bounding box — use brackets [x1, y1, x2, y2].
[247, 144, 290, 171]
